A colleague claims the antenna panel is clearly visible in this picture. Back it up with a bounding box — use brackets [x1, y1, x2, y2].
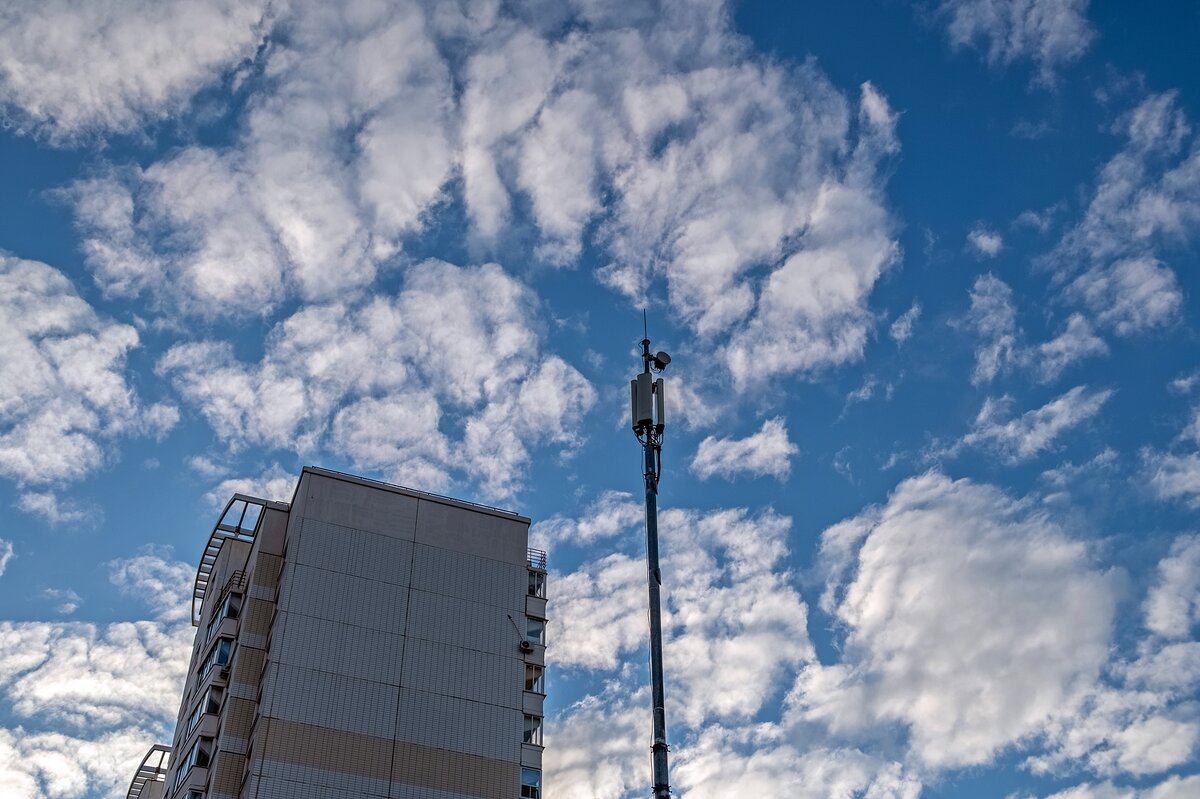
[634, 373, 654, 428]
[654, 378, 665, 434]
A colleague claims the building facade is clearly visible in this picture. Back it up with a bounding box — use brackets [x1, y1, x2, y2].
[126, 467, 548, 799]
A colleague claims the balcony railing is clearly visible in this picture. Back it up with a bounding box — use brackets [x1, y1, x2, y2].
[527, 548, 547, 571]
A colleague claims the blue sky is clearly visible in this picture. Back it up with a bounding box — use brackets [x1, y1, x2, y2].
[1, 0, 1199, 797]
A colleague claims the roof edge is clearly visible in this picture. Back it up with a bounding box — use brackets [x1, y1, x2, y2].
[300, 466, 531, 525]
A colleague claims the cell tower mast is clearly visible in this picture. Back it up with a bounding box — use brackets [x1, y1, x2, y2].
[630, 322, 672, 799]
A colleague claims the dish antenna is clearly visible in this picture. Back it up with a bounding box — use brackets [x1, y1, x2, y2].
[629, 315, 671, 799]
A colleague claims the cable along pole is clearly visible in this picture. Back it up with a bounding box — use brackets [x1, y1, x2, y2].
[630, 331, 672, 799]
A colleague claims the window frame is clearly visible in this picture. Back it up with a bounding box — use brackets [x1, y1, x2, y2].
[524, 664, 545, 694]
[526, 617, 545, 646]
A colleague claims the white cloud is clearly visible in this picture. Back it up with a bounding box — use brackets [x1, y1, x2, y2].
[674, 734, 920, 799]
[0, 539, 12, 577]
[889, 302, 922, 345]
[1168, 370, 1200, 396]
[936, 0, 1094, 83]
[1036, 314, 1109, 381]
[0, 0, 272, 141]
[204, 463, 298, 511]
[71, 0, 456, 316]
[16, 492, 89, 526]
[0, 726, 165, 799]
[967, 275, 1107, 383]
[1068, 256, 1182, 337]
[0, 619, 191, 729]
[551, 504, 811, 726]
[159, 259, 595, 499]
[967, 273, 1021, 384]
[531, 491, 643, 550]
[0, 552, 197, 797]
[1048, 92, 1198, 336]
[109, 551, 195, 624]
[968, 226, 1004, 256]
[1144, 451, 1200, 508]
[1144, 535, 1200, 640]
[41, 589, 81, 616]
[793, 471, 1120, 769]
[1043, 775, 1200, 799]
[0, 254, 164, 486]
[963, 385, 1113, 463]
[690, 417, 798, 481]
[544, 499, 829, 797]
[65, 2, 900, 388]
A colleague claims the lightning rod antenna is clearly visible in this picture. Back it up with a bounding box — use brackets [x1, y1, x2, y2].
[629, 319, 672, 799]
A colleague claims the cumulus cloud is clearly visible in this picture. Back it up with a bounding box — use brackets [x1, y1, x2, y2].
[1032, 535, 1200, 778]
[16, 492, 90, 526]
[0, 726, 166, 799]
[1047, 92, 1198, 335]
[968, 273, 1021, 384]
[966, 274, 1107, 384]
[968, 226, 1004, 256]
[1035, 313, 1109, 381]
[109, 550, 195, 624]
[0, 618, 191, 730]
[793, 471, 1120, 769]
[70, 0, 455, 316]
[889, 301, 922, 345]
[65, 0, 900, 388]
[1143, 536, 1200, 640]
[551, 503, 810, 726]
[545, 499, 829, 796]
[0, 551, 196, 798]
[531, 490, 643, 550]
[0, 0, 272, 141]
[159, 259, 594, 499]
[1144, 452, 1200, 508]
[1043, 775, 1200, 799]
[962, 385, 1113, 463]
[935, 0, 1094, 83]
[204, 462, 298, 510]
[0, 254, 167, 487]
[690, 417, 799, 481]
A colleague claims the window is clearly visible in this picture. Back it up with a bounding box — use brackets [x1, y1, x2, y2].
[528, 570, 545, 598]
[168, 737, 212, 795]
[520, 767, 541, 799]
[526, 618, 545, 646]
[524, 664, 544, 694]
[185, 792, 204, 799]
[204, 593, 241, 644]
[523, 714, 543, 746]
[198, 637, 233, 679]
[183, 685, 223, 738]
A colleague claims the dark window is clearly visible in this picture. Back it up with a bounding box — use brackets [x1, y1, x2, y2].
[524, 664, 544, 693]
[523, 714, 543, 746]
[527, 618, 545, 646]
[520, 767, 541, 799]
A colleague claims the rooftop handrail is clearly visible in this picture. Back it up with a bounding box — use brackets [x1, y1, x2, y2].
[125, 744, 171, 799]
[528, 548, 548, 571]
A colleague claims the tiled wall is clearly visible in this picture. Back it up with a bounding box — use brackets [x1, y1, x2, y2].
[244, 472, 531, 799]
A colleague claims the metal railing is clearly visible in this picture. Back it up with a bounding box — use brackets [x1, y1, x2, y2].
[527, 548, 547, 571]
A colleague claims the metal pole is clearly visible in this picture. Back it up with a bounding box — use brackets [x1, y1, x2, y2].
[639, 337, 671, 799]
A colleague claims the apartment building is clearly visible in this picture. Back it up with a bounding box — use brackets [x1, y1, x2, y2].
[125, 466, 548, 799]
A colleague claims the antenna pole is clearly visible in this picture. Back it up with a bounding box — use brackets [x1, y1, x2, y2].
[632, 332, 671, 799]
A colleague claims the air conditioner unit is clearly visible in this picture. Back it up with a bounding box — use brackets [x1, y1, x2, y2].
[519, 640, 534, 654]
